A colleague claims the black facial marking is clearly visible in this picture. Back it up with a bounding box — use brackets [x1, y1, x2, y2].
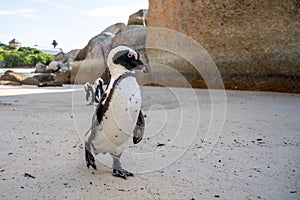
[112, 50, 142, 71]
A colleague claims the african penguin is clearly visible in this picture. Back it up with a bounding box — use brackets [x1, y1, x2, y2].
[84, 82, 94, 105]
[84, 78, 105, 105]
[84, 44, 148, 179]
[94, 78, 105, 104]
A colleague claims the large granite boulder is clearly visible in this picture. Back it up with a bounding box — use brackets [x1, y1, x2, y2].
[148, 0, 300, 92]
[112, 25, 148, 63]
[56, 49, 80, 71]
[112, 25, 150, 85]
[74, 23, 126, 62]
[128, 9, 148, 26]
[72, 23, 126, 84]
[55, 49, 80, 63]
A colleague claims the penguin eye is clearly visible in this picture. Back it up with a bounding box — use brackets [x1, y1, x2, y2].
[127, 52, 133, 58]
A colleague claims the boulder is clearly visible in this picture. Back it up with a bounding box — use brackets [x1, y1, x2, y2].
[54, 70, 70, 84]
[55, 52, 65, 61]
[112, 25, 149, 65]
[35, 62, 47, 73]
[148, 0, 300, 92]
[48, 61, 62, 72]
[71, 60, 109, 84]
[74, 23, 126, 61]
[1, 70, 38, 85]
[128, 9, 148, 26]
[22, 77, 39, 85]
[33, 73, 54, 82]
[72, 23, 126, 84]
[0, 70, 19, 82]
[0, 80, 21, 86]
[61, 49, 80, 63]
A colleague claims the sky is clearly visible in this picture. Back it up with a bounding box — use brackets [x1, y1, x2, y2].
[0, 0, 148, 52]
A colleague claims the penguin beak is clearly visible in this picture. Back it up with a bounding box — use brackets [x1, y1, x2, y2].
[141, 64, 149, 73]
[133, 59, 149, 73]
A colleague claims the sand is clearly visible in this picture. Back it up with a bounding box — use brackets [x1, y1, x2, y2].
[0, 85, 299, 199]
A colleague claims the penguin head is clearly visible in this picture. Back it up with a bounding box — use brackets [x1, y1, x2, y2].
[94, 77, 104, 87]
[107, 45, 148, 74]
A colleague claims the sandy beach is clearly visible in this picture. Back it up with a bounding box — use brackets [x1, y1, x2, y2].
[0, 85, 299, 199]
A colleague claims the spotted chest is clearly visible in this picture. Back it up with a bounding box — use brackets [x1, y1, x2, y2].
[106, 76, 141, 132]
[93, 76, 141, 152]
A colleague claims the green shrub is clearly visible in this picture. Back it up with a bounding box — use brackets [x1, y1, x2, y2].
[0, 45, 54, 68]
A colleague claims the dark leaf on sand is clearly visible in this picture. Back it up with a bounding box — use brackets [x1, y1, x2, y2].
[24, 172, 35, 179]
[157, 143, 165, 147]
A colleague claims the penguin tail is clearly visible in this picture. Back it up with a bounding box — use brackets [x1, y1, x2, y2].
[85, 144, 97, 170]
[84, 128, 97, 170]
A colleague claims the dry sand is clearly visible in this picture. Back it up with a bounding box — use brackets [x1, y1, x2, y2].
[0, 85, 299, 199]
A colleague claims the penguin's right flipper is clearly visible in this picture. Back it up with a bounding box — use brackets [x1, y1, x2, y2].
[85, 147, 97, 170]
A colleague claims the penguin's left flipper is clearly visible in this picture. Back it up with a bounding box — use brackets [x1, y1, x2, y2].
[85, 147, 97, 170]
[133, 110, 145, 144]
[113, 168, 134, 179]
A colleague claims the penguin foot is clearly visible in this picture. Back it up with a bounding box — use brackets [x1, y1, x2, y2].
[85, 147, 97, 170]
[112, 168, 133, 179]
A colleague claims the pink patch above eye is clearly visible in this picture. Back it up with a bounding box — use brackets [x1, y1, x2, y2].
[129, 50, 138, 60]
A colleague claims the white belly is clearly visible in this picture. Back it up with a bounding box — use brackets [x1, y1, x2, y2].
[91, 76, 141, 156]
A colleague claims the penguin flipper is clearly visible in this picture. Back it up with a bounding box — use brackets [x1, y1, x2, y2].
[133, 110, 145, 144]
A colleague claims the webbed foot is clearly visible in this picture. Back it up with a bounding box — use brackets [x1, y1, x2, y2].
[112, 168, 134, 179]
